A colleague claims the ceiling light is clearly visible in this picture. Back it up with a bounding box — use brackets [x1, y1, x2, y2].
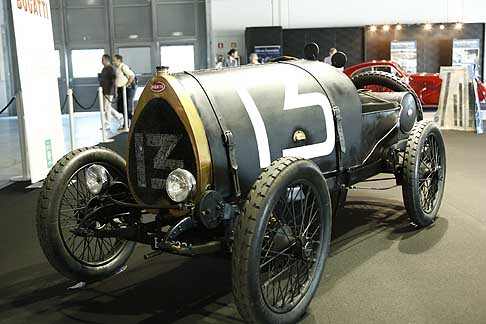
[439, 24, 445, 30]
[383, 24, 390, 31]
[128, 34, 139, 39]
[370, 25, 377, 32]
[424, 23, 432, 31]
[454, 22, 463, 30]
[396, 24, 402, 31]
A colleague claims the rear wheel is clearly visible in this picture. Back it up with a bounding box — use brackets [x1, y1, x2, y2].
[36, 146, 135, 282]
[232, 157, 332, 324]
[402, 121, 446, 227]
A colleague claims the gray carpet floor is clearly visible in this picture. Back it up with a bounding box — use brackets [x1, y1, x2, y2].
[0, 130, 484, 324]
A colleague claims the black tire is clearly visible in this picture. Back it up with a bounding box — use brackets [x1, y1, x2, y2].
[36, 146, 135, 282]
[402, 121, 446, 227]
[232, 157, 332, 324]
[351, 70, 424, 120]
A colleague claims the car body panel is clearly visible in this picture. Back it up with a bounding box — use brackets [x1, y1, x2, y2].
[344, 60, 486, 105]
[128, 61, 413, 204]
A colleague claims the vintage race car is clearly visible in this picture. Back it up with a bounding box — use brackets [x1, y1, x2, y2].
[36, 48, 446, 324]
[344, 59, 486, 106]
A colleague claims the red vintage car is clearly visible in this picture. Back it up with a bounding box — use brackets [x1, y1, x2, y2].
[344, 60, 486, 106]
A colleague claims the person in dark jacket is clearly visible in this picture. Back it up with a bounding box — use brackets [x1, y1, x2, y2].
[223, 49, 239, 67]
[99, 54, 123, 129]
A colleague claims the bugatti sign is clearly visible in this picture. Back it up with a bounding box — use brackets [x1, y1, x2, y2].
[10, 0, 64, 182]
[151, 81, 166, 93]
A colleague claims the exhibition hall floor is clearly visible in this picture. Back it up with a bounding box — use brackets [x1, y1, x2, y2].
[0, 112, 122, 188]
[0, 130, 485, 324]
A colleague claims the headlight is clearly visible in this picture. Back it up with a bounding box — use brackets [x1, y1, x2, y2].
[85, 164, 110, 195]
[166, 168, 196, 202]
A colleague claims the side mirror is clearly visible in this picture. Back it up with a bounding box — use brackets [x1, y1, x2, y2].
[304, 43, 320, 61]
[331, 51, 347, 68]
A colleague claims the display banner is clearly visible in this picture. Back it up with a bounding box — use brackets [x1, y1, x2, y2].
[10, 0, 64, 182]
[435, 66, 483, 134]
[254, 45, 282, 63]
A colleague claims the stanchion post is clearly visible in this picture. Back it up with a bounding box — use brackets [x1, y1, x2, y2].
[67, 89, 75, 151]
[97, 87, 113, 143]
[122, 86, 129, 132]
[98, 86, 105, 142]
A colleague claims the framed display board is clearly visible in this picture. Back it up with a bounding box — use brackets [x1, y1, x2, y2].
[453, 39, 481, 73]
[390, 40, 417, 73]
[254, 45, 282, 63]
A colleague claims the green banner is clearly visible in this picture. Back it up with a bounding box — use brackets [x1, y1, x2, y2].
[45, 139, 53, 168]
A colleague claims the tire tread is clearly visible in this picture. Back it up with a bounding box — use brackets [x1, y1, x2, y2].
[232, 156, 302, 324]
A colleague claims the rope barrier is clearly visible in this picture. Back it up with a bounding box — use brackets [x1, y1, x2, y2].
[60, 94, 69, 113]
[73, 92, 99, 110]
[1, 90, 120, 115]
[0, 97, 16, 114]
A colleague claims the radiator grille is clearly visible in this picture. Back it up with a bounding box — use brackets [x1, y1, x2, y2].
[128, 98, 196, 205]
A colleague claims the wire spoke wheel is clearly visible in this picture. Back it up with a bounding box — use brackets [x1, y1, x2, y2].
[59, 163, 128, 266]
[259, 182, 323, 313]
[417, 134, 444, 213]
[37, 147, 136, 282]
[402, 120, 446, 227]
[232, 157, 331, 324]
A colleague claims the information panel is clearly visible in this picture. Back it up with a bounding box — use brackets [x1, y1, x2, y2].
[390, 40, 417, 73]
[453, 39, 481, 71]
[10, 0, 64, 182]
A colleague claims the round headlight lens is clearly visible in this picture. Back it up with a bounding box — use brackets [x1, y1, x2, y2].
[166, 168, 196, 203]
[85, 164, 110, 195]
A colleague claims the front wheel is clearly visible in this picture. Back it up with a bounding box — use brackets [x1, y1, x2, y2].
[36, 146, 135, 282]
[402, 121, 446, 227]
[232, 157, 332, 324]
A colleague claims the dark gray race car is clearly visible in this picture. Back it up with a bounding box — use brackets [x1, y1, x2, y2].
[36, 47, 446, 324]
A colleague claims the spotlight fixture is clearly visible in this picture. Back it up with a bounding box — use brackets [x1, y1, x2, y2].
[454, 22, 463, 30]
[370, 25, 377, 32]
[439, 24, 445, 30]
[396, 23, 402, 31]
[383, 24, 390, 31]
[424, 23, 432, 31]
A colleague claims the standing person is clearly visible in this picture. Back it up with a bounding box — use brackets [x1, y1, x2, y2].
[113, 54, 135, 129]
[223, 49, 239, 67]
[99, 54, 123, 130]
[324, 48, 337, 65]
[248, 53, 260, 65]
[215, 54, 224, 69]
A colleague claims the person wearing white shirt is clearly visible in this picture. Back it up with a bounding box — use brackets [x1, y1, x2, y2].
[324, 48, 337, 65]
[113, 54, 135, 129]
[249, 53, 260, 65]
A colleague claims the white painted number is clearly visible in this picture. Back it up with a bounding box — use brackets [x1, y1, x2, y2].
[135, 133, 183, 189]
[236, 76, 335, 168]
[236, 88, 271, 168]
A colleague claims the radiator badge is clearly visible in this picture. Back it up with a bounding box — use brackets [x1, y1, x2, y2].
[151, 81, 166, 93]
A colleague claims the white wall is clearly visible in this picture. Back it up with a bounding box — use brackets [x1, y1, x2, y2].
[208, 0, 486, 66]
[209, 0, 273, 65]
[286, 0, 486, 28]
